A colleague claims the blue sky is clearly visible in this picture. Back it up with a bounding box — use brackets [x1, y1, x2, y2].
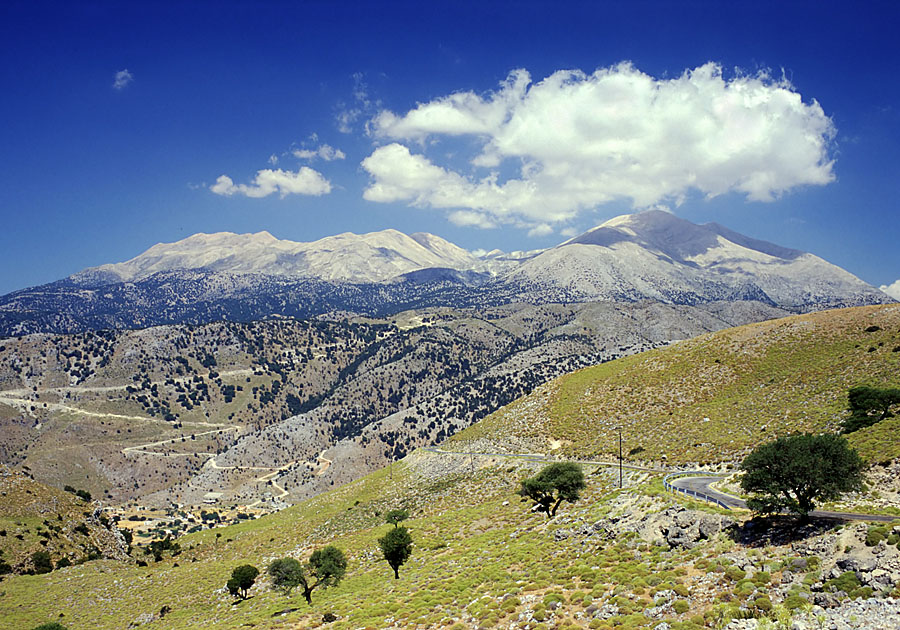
[1, 0, 898, 297]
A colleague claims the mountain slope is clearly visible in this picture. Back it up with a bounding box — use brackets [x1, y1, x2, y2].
[449, 304, 900, 465]
[0, 301, 786, 508]
[509, 210, 889, 309]
[71, 229, 478, 285]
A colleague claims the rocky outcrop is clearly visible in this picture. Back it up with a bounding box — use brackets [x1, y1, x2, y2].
[599, 505, 735, 549]
[725, 598, 900, 630]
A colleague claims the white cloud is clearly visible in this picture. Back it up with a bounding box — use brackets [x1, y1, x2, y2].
[527, 223, 554, 238]
[449, 210, 497, 229]
[880, 280, 900, 301]
[113, 69, 133, 90]
[293, 144, 346, 161]
[363, 62, 836, 230]
[336, 72, 374, 134]
[210, 167, 331, 198]
[361, 143, 561, 224]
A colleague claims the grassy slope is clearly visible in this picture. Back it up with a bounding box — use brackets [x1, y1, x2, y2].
[0, 467, 124, 575]
[452, 305, 900, 465]
[5, 305, 900, 630]
[2, 456, 663, 630]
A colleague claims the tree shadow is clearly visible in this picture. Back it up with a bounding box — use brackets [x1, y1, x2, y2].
[730, 515, 842, 547]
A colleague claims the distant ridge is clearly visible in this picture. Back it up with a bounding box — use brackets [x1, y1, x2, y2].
[0, 210, 892, 336]
[71, 229, 478, 285]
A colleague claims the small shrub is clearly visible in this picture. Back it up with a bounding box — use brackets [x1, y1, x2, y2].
[542, 592, 564, 607]
[866, 526, 888, 546]
[783, 594, 806, 610]
[752, 596, 773, 614]
[751, 571, 772, 587]
[673, 599, 690, 614]
[724, 566, 746, 581]
[824, 571, 861, 594]
[32, 551, 53, 574]
[851, 586, 874, 599]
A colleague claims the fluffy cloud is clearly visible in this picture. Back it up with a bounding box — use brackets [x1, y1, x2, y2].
[293, 144, 346, 161]
[880, 280, 900, 301]
[363, 63, 836, 231]
[113, 69, 133, 90]
[210, 167, 331, 198]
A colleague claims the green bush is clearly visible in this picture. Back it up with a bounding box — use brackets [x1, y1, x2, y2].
[866, 526, 888, 546]
[752, 596, 773, 614]
[851, 586, 874, 599]
[724, 566, 746, 581]
[783, 594, 807, 610]
[824, 571, 861, 594]
[673, 599, 690, 614]
[543, 592, 564, 605]
[32, 551, 53, 574]
[751, 571, 772, 586]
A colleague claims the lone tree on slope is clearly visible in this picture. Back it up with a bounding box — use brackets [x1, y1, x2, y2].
[518, 462, 586, 518]
[842, 385, 900, 433]
[379, 525, 413, 579]
[267, 546, 347, 605]
[740, 433, 865, 521]
[385, 508, 409, 528]
[227, 564, 259, 599]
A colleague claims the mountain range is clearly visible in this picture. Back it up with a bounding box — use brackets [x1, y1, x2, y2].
[0, 210, 892, 336]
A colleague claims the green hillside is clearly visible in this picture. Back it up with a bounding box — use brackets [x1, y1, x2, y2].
[0, 466, 129, 578]
[3, 305, 900, 630]
[451, 305, 900, 465]
[1, 455, 642, 630]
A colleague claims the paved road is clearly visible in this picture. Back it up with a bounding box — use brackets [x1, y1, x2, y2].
[670, 475, 898, 523]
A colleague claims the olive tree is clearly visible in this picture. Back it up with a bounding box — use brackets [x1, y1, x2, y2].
[740, 433, 865, 520]
[518, 462, 586, 518]
[384, 508, 409, 527]
[227, 564, 259, 599]
[378, 526, 412, 579]
[268, 546, 347, 604]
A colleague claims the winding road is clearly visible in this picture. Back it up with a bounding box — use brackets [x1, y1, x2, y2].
[669, 475, 898, 523]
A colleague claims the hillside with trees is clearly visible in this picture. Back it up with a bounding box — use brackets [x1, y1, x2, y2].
[0, 301, 781, 508]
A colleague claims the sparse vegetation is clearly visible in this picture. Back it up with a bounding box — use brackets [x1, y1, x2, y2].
[2, 306, 900, 629]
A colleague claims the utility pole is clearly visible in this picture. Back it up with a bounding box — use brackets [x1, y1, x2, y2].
[616, 426, 623, 489]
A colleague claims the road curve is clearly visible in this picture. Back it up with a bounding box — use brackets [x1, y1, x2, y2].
[670, 476, 898, 523]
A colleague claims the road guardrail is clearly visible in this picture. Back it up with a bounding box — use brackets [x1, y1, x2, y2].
[663, 472, 732, 510]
